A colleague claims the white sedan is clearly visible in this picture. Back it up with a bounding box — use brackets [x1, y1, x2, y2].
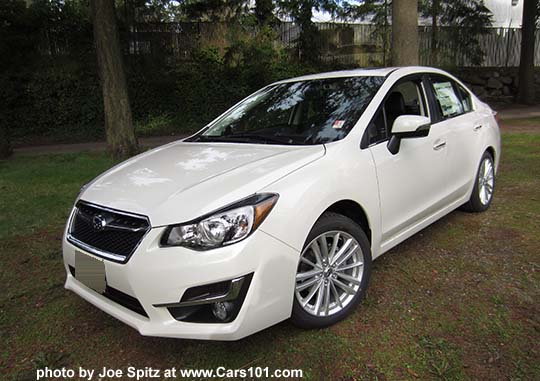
[63, 66, 500, 340]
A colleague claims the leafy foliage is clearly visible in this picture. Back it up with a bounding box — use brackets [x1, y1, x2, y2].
[0, 0, 502, 145]
[0, 0, 322, 143]
[420, 0, 493, 66]
[344, 0, 493, 67]
[277, 0, 342, 63]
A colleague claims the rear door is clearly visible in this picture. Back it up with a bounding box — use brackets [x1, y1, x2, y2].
[427, 75, 482, 200]
[365, 75, 450, 248]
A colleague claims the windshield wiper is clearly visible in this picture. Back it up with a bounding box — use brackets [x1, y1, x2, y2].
[195, 134, 298, 145]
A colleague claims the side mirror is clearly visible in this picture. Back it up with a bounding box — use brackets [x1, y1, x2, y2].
[387, 115, 431, 155]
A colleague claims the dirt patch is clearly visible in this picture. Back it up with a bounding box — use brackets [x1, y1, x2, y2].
[500, 119, 540, 134]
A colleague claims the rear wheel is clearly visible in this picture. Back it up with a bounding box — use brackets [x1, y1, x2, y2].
[462, 151, 495, 212]
[291, 212, 372, 328]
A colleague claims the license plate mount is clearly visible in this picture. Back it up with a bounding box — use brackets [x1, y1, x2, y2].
[75, 251, 106, 293]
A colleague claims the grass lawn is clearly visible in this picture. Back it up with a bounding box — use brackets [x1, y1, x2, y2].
[1, 130, 539, 380]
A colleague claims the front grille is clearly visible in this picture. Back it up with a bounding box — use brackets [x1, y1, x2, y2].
[68, 201, 150, 263]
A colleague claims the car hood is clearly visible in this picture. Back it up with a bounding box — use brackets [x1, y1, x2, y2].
[79, 141, 325, 226]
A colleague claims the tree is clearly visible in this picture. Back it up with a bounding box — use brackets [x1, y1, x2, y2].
[182, 0, 248, 22]
[420, 0, 492, 66]
[255, 0, 276, 26]
[516, 0, 536, 104]
[278, 0, 340, 63]
[0, 124, 11, 158]
[342, 0, 391, 65]
[91, 0, 138, 158]
[391, 0, 418, 66]
[0, 0, 39, 159]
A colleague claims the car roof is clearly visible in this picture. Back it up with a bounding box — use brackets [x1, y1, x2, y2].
[274, 66, 448, 84]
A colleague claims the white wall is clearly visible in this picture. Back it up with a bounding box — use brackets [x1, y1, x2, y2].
[485, 0, 523, 28]
[313, 0, 524, 28]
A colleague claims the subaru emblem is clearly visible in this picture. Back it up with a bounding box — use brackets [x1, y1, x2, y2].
[92, 215, 107, 231]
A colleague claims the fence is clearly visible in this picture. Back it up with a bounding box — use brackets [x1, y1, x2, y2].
[41, 21, 540, 68]
[276, 23, 540, 67]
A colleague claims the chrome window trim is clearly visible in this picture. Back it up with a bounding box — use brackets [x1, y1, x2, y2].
[67, 201, 151, 264]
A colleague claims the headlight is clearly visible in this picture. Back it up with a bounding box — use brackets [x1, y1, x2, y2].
[160, 193, 279, 250]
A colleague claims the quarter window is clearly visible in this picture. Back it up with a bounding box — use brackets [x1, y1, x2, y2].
[457, 84, 473, 113]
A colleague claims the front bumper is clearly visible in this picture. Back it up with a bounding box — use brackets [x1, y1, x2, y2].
[63, 227, 299, 340]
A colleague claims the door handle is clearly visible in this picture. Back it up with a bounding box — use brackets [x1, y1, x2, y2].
[474, 124, 483, 131]
[433, 141, 446, 151]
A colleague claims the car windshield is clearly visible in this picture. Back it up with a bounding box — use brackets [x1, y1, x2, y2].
[187, 76, 385, 145]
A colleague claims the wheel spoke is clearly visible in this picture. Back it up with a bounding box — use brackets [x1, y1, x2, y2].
[314, 283, 324, 314]
[296, 269, 322, 281]
[483, 187, 490, 203]
[336, 272, 361, 285]
[301, 281, 322, 307]
[337, 261, 363, 272]
[310, 241, 323, 266]
[330, 238, 353, 265]
[318, 235, 329, 261]
[330, 281, 342, 309]
[296, 276, 319, 292]
[300, 256, 321, 269]
[328, 232, 340, 263]
[334, 243, 359, 267]
[333, 278, 356, 295]
[323, 282, 331, 315]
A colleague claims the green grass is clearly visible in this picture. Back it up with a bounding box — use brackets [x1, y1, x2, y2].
[1, 133, 540, 380]
[500, 117, 540, 126]
[0, 153, 117, 241]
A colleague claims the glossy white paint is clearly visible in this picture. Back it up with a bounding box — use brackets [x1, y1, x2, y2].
[391, 115, 431, 134]
[81, 142, 325, 227]
[63, 66, 501, 340]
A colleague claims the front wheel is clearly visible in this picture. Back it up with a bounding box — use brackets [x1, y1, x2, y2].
[291, 212, 372, 329]
[462, 151, 495, 212]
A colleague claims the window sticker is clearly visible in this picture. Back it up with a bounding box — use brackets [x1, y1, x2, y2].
[433, 82, 463, 117]
[332, 120, 345, 129]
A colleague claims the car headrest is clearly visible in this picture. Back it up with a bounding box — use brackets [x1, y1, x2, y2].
[386, 92, 406, 115]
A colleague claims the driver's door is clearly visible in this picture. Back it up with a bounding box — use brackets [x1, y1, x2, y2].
[366, 76, 450, 250]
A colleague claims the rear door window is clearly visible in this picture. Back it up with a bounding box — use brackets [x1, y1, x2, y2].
[431, 78, 464, 119]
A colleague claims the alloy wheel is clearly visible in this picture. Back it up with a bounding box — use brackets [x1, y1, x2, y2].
[295, 231, 364, 317]
[478, 157, 494, 205]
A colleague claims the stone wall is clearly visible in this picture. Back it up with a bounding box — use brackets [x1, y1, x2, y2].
[451, 68, 540, 105]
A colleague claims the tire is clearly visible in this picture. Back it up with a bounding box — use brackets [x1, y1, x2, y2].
[291, 212, 372, 329]
[461, 151, 495, 213]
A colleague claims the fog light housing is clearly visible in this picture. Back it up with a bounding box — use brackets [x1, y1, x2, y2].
[157, 273, 253, 323]
[212, 301, 235, 322]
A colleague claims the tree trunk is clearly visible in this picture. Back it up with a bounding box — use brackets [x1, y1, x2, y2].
[91, 0, 138, 158]
[0, 123, 12, 159]
[391, 0, 419, 66]
[430, 0, 439, 66]
[516, 0, 536, 104]
[255, 0, 274, 25]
